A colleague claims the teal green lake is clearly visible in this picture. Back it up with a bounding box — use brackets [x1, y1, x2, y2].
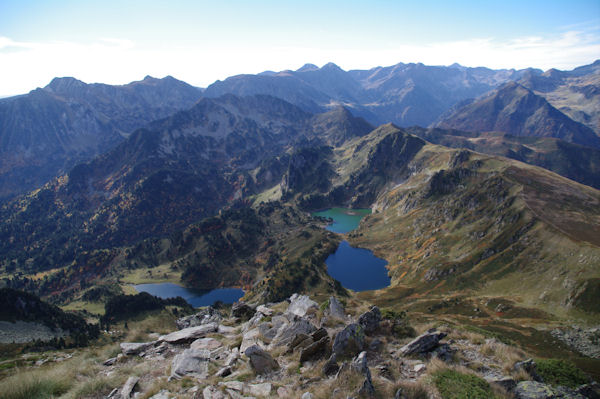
[312, 207, 371, 233]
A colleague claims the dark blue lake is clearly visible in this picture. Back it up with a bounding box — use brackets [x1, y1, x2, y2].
[134, 283, 244, 307]
[325, 240, 390, 291]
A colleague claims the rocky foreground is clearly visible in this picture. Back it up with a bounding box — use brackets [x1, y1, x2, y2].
[101, 294, 598, 399]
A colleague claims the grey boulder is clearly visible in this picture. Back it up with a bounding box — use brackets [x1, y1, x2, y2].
[170, 348, 210, 380]
[514, 381, 556, 399]
[399, 329, 446, 355]
[332, 323, 366, 358]
[244, 344, 279, 374]
[159, 323, 217, 344]
[358, 306, 381, 335]
[286, 294, 318, 318]
[120, 341, 156, 356]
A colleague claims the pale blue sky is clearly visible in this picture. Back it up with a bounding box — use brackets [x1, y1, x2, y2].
[1, 0, 599, 96]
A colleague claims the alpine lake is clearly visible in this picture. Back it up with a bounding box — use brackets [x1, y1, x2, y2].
[135, 207, 388, 306]
[313, 208, 391, 291]
[134, 284, 244, 307]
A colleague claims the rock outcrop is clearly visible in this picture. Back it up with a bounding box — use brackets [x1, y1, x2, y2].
[101, 292, 594, 399]
[332, 323, 366, 358]
[159, 323, 218, 344]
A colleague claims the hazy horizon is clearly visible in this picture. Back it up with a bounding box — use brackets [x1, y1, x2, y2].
[1, 0, 599, 97]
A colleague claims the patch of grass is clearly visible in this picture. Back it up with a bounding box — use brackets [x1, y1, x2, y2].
[0, 369, 72, 399]
[394, 381, 429, 399]
[535, 359, 589, 388]
[432, 369, 497, 399]
[462, 325, 514, 345]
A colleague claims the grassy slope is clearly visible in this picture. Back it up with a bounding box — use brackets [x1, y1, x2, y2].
[347, 144, 600, 315]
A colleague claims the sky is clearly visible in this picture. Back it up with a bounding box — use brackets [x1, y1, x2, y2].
[1, 0, 599, 97]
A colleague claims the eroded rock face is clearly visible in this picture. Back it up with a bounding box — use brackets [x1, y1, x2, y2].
[399, 329, 446, 356]
[244, 344, 279, 374]
[286, 293, 318, 318]
[176, 307, 222, 329]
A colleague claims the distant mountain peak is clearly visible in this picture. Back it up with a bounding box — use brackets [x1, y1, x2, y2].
[44, 76, 86, 93]
[321, 62, 343, 72]
[297, 63, 319, 72]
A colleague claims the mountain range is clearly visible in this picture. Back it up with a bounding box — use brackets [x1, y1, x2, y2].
[1, 60, 600, 395]
[0, 75, 202, 199]
[436, 81, 600, 148]
[0, 59, 598, 328]
[204, 61, 534, 127]
[2, 60, 598, 202]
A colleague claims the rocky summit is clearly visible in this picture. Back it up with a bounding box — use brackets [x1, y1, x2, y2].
[16, 293, 597, 399]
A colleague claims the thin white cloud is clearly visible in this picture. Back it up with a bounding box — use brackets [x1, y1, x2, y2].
[1, 29, 599, 97]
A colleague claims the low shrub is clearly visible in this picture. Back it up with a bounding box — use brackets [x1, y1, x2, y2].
[535, 359, 589, 388]
[433, 369, 496, 399]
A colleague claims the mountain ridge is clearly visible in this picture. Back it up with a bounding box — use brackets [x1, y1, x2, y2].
[436, 81, 600, 148]
[0, 75, 203, 200]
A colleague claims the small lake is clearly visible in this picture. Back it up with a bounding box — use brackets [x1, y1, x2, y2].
[134, 283, 244, 307]
[325, 240, 390, 291]
[312, 207, 371, 233]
